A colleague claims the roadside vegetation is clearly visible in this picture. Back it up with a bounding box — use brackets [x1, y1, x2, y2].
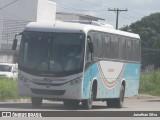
[0, 77, 20, 101]
[139, 71, 160, 96]
[0, 71, 160, 101]
[121, 12, 160, 69]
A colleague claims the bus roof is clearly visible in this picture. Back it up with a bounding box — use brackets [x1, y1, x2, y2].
[25, 21, 140, 39]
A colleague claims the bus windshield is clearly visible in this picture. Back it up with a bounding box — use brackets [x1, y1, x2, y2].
[19, 31, 85, 76]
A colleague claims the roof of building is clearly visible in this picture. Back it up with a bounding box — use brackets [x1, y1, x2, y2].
[56, 12, 105, 21]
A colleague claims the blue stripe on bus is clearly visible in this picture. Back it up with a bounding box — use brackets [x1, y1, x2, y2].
[82, 62, 140, 99]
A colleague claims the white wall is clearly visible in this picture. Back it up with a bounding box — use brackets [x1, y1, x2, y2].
[0, 0, 56, 63]
[0, 53, 13, 63]
[0, 0, 56, 50]
[37, 0, 56, 22]
[0, 0, 56, 22]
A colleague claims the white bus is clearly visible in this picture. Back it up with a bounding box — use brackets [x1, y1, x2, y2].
[13, 21, 141, 109]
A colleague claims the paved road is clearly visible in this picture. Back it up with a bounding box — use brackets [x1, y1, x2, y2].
[0, 95, 160, 111]
[0, 95, 160, 119]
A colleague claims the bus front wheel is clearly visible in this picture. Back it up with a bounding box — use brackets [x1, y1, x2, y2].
[82, 90, 93, 110]
[31, 97, 43, 108]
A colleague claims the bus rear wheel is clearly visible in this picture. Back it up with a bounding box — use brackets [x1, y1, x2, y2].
[116, 85, 125, 108]
[107, 85, 125, 108]
[107, 99, 115, 108]
[31, 97, 42, 108]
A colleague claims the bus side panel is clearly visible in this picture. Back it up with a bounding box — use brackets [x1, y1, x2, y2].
[82, 63, 98, 99]
[96, 61, 125, 99]
[82, 61, 141, 99]
[82, 61, 125, 99]
[123, 63, 141, 97]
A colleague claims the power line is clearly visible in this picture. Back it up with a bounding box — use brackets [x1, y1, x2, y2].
[79, 0, 145, 18]
[122, 12, 139, 21]
[129, 9, 146, 17]
[57, 2, 105, 12]
[108, 8, 128, 29]
[0, 0, 19, 10]
[79, 0, 110, 8]
[55, 0, 147, 25]
[54, 0, 149, 27]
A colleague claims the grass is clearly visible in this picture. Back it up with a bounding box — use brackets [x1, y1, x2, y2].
[0, 77, 20, 101]
[139, 71, 160, 96]
[0, 71, 160, 101]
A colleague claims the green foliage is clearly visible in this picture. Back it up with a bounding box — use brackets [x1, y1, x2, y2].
[121, 12, 160, 68]
[0, 78, 19, 101]
[139, 71, 160, 96]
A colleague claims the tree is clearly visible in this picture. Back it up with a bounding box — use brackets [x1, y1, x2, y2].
[121, 12, 160, 69]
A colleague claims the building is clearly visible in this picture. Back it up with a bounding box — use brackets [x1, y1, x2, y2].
[56, 12, 105, 22]
[0, 0, 105, 63]
[0, 0, 56, 62]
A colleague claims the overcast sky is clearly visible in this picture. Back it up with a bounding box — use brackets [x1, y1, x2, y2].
[51, 0, 160, 28]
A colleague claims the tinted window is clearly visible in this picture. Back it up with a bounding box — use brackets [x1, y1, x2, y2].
[0, 65, 12, 72]
[102, 33, 111, 59]
[133, 39, 140, 62]
[126, 38, 133, 61]
[119, 37, 126, 60]
[19, 31, 85, 76]
[111, 36, 119, 59]
[93, 32, 103, 58]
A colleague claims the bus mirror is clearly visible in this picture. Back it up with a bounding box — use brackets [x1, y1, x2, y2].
[88, 42, 94, 53]
[12, 32, 23, 50]
[12, 38, 18, 50]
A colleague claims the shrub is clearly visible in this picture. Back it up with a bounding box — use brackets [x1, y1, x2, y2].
[0, 77, 19, 101]
[139, 71, 160, 96]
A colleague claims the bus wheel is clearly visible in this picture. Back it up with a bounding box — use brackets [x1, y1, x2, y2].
[82, 90, 93, 110]
[31, 97, 42, 108]
[107, 99, 115, 108]
[106, 85, 125, 108]
[116, 85, 125, 108]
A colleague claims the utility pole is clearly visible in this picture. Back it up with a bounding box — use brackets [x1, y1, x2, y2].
[108, 8, 128, 29]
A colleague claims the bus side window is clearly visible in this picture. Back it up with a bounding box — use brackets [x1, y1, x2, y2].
[111, 35, 119, 59]
[102, 33, 111, 59]
[133, 39, 140, 62]
[86, 36, 93, 62]
[126, 38, 133, 61]
[92, 32, 103, 59]
[119, 37, 126, 60]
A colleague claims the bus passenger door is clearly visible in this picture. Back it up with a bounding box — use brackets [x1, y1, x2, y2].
[83, 36, 95, 98]
[85, 36, 94, 73]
